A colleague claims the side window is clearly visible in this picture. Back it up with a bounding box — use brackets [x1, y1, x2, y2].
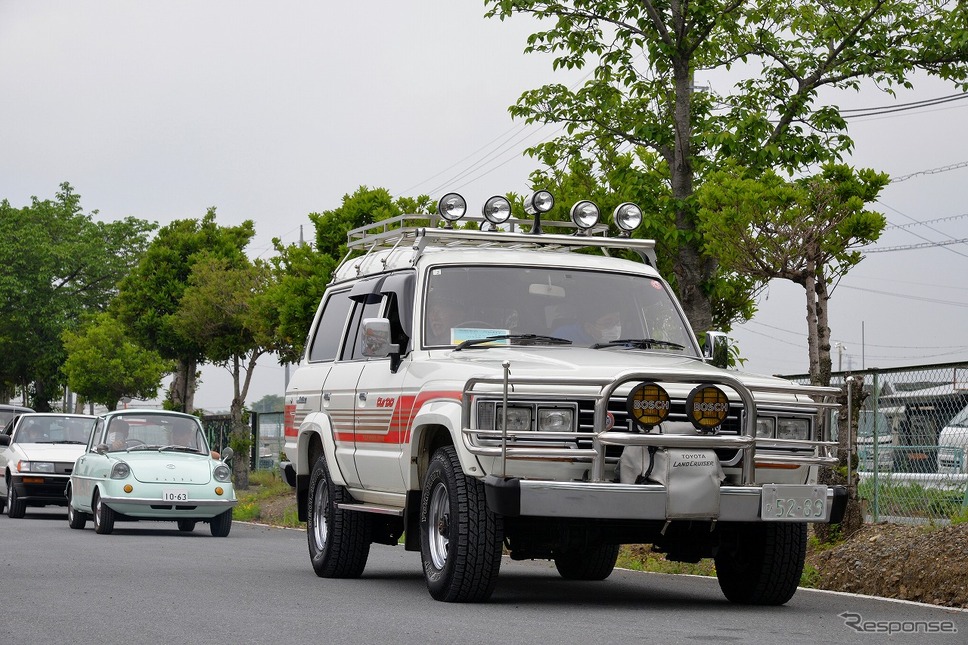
[345, 297, 386, 361]
[308, 289, 353, 363]
[89, 419, 105, 451]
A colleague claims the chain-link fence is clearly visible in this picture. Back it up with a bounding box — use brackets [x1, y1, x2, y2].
[201, 411, 285, 472]
[786, 361, 968, 525]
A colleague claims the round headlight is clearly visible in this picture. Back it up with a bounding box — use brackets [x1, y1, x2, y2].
[626, 382, 671, 429]
[482, 195, 512, 224]
[214, 464, 232, 482]
[613, 202, 643, 232]
[686, 385, 730, 431]
[437, 193, 467, 222]
[570, 200, 600, 229]
[524, 190, 554, 215]
[111, 461, 131, 479]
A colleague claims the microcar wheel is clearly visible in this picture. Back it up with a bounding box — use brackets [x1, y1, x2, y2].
[92, 490, 116, 535]
[307, 455, 371, 577]
[554, 544, 620, 580]
[67, 487, 87, 530]
[209, 510, 232, 537]
[715, 522, 806, 605]
[177, 519, 197, 532]
[419, 446, 503, 602]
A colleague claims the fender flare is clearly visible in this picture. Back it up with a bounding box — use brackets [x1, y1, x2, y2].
[404, 398, 484, 488]
[296, 411, 347, 487]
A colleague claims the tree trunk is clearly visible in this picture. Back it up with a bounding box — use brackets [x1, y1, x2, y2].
[169, 358, 197, 413]
[815, 275, 833, 387]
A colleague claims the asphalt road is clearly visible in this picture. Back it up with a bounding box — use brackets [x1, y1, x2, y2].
[2, 508, 965, 645]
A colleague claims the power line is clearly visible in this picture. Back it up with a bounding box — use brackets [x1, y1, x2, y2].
[884, 213, 968, 230]
[840, 92, 968, 118]
[891, 160, 968, 183]
[862, 237, 968, 253]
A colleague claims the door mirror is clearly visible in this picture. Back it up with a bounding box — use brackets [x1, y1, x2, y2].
[360, 318, 398, 358]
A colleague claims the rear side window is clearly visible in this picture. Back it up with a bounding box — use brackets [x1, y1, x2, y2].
[308, 290, 353, 362]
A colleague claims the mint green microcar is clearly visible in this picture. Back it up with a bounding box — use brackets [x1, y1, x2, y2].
[67, 410, 236, 537]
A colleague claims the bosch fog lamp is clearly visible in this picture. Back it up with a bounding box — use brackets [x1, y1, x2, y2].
[537, 408, 574, 433]
[437, 193, 467, 222]
[482, 195, 512, 224]
[214, 464, 232, 482]
[18, 460, 54, 473]
[756, 417, 776, 438]
[110, 461, 131, 479]
[524, 190, 554, 215]
[777, 418, 810, 440]
[613, 202, 643, 233]
[686, 384, 730, 431]
[626, 382, 671, 429]
[569, 200, 600, 230]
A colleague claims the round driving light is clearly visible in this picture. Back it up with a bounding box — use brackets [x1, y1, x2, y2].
[626, 382, 671, 429]
[215, 487, 224, 496]
[437, 193, 467, 222]
[686, 385, 730, 431]
[524, 190, 554, 215]
[570, 200, 600, 229]
[123, 484, 133, 494]
[482, 195, 512, 224]
[613, 202, 643, 232]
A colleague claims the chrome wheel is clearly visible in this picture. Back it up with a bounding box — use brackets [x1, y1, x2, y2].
[426, 482, 450, 570]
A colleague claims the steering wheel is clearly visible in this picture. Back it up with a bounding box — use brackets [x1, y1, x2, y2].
[124, 438, 147, 447]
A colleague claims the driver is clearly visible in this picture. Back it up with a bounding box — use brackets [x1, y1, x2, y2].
[426, 295, 464, 345]
[107, 419, 130, 450]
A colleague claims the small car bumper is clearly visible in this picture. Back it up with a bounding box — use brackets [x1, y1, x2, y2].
[99, 482, 237, 520]
[10, 475, 70, 505]
[483, 475, 848, 524]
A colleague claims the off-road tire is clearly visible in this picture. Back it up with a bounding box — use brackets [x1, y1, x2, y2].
[307, 454, 371, 577]
[67, 487, 87, 530]
[7, 481, 26, 518]
[177, 519, 197, 533]
[554, 544, 620, 580]
[209, 510, 232, 537]
[420, 446, 503, 602]
[715, 522, 807, 605]
[92, 490, 116, 535]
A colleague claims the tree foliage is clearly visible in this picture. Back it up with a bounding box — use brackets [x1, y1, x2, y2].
[113, 210, 255, 412]
[486, 0, 968, 333]
[697, 164, 889, 384]
[0, 183, 155, 409]
[61, 313, 172, 411]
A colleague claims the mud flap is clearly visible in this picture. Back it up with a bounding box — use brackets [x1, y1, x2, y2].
[620, 447, 725, 519]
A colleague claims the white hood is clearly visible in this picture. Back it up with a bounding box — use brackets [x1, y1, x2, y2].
[17, 443, 87, 463]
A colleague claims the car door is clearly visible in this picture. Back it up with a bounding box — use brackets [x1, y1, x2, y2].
[71, 418, 107, 509]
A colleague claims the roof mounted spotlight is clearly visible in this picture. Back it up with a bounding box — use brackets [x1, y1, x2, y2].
[569, 200, 600, 232]
[482, 195, 512, 226]
[613, 202, 643, 236]
[437, 193, 467, 228]
[523, 190, 554, 235]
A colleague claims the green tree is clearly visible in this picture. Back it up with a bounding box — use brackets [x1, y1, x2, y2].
[697, 164, 888, 386]
[0, 183, 155, 410]
[113, 210, 254, 413]
[61, 313, 172, 411]
[251, 394, 284, 413]
[485, 0, 968, 332]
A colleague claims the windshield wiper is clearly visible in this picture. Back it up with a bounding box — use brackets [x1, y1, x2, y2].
[455, 334, 573, 351]
[159, 445, 201, 453]
[590, 338, 685, 351]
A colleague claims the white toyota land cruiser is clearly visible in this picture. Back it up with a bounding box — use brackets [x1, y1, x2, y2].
[283, 191, 847, 605]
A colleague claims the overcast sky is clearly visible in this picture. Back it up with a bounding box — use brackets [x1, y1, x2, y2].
[2, 2, 966, 410]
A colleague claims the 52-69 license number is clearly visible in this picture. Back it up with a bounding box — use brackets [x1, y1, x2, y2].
[761, 484, 828, 521]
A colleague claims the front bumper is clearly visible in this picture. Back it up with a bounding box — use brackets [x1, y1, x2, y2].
[484, 475, 848, 524]
[10, 475, 70, 505]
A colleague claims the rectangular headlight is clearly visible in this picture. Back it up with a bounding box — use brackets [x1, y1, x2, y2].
[537, 408, 575, 433]
[755, 417, 775, 438]
[479, 402, 533, 431]
[777, 418, 810, 440]
[18, 461, 55, 473]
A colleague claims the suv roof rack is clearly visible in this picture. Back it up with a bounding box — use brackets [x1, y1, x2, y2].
[340, 214, 658, 277]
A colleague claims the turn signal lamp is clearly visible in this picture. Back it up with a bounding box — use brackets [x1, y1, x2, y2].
[437, 193, 467, 223]
[613, 202, 643, 234]
[626, 382, 671, 429]
[215, 487, 225, 496]
[482, 196, 512, 224]
[570, 200, 601, 230]
[686, 385, 730, 431]
[123, 484, 133, 494]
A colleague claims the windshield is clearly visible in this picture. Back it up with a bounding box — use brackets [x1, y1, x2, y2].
[103, 414, 209, 453]
[14, 416, 93, 444]
[423, 264, 697, 355]
[948, 405, 968, 429]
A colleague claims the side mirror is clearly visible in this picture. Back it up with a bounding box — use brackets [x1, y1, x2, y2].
[95, 444, 109, 455]
[0, 435, 10, 446]
[702, 331, 730, 368]
[360, 318, 398, 358]
[221, 447, 234, 462]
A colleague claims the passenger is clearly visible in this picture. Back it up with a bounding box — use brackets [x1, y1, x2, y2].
[553, 310, 623, 345]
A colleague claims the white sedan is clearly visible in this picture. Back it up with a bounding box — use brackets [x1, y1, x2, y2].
[0, 413, 96, 518]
